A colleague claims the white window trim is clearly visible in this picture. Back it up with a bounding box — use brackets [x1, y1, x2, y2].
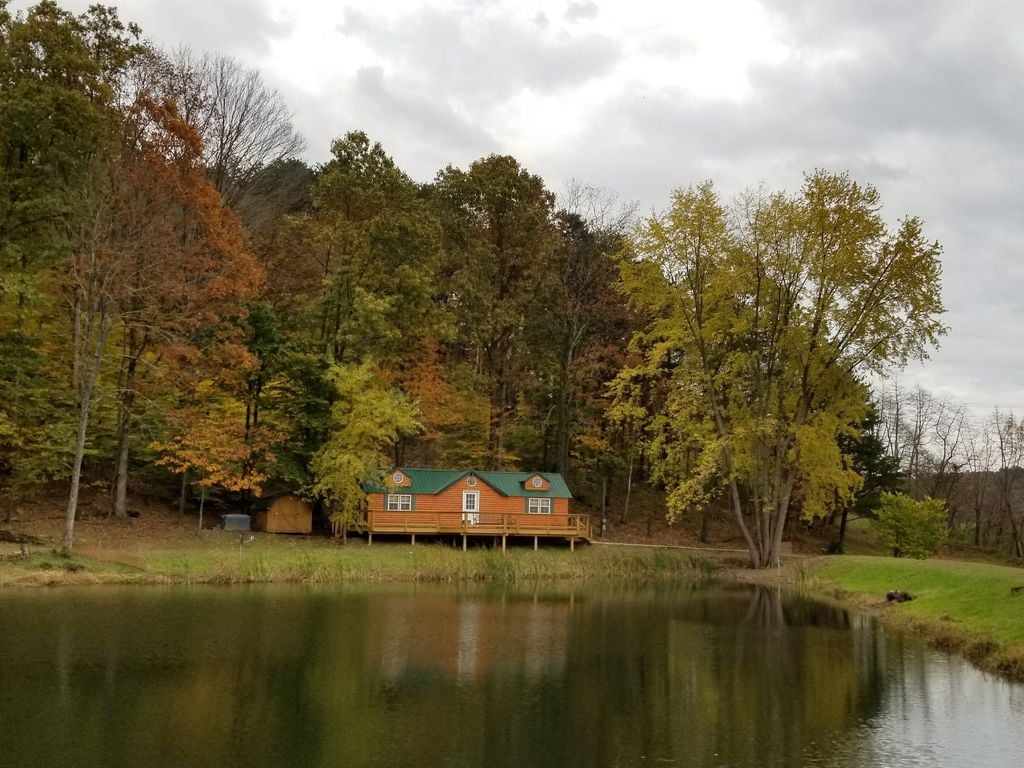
[462, 490, 479, 513]
[528, 497, 552, 515]
[386, 493, 412, 511]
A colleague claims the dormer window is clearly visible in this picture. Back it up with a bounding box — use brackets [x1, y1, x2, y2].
[531, 476, 543, 488]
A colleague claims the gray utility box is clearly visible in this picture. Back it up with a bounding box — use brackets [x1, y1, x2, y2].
[221, 513, 251, 531]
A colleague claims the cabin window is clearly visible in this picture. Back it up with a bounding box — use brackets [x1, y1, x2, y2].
[467, 476, 477, 487]
[531, 476, 543, 488]
[527, 498, 552, 515]
[393, 471, 404, 484]
[463, 491, 479, 512]
[386, 494, 412, 511]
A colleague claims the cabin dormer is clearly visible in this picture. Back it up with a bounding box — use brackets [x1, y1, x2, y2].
[522, 473, 550, 492]
[387, 469, 412, 488]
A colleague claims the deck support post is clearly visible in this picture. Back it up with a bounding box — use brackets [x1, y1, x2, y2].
[462, 533, 467, 552]
[533, 535, 538, 551]
[502, 534, 506, 552]
[411, 533, 416, 546]
[570, 537, 575, 552]
[368, 532, 373, 546]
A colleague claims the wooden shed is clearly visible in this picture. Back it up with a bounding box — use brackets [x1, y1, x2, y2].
[252, 494, 313, 534]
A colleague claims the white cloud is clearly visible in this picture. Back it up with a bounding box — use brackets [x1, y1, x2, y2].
[8, 0, 1023, 409]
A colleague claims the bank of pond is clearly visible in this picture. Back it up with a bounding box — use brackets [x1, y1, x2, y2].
[0, 538, 716, 586]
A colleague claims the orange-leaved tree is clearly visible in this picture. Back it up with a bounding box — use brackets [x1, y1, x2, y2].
[107, 86, 263, 521]
[151, 382, 275, 531]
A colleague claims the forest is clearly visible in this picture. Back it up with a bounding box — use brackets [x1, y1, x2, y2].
[1, 2, 1021, 568]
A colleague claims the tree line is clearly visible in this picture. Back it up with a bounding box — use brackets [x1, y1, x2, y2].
[0, 2, 635, 550]
[871, 383, 1024, 559]
[0, 2, 977, 570]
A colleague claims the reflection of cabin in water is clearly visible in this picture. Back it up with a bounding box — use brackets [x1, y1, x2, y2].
[252, 494, 312, 534]
[356, 468, 590, 548]
[369, 594, 571, 683]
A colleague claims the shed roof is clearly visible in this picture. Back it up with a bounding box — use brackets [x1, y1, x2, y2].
[364, 468, 572, 499]
[251, 493, 309, 512]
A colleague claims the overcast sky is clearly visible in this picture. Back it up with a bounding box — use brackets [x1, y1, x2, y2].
[18, 0, 1024, 416]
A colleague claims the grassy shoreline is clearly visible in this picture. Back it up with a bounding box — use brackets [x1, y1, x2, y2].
[787, 555, 1024, 683]
[0, 537, 718, 587]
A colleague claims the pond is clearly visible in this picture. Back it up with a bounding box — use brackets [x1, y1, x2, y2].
[1, 583, 1021, 768]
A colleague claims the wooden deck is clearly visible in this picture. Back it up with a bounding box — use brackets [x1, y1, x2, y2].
[340, 510, 592, 548]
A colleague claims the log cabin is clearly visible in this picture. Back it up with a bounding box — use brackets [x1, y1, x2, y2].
[358, 468, 590, 549]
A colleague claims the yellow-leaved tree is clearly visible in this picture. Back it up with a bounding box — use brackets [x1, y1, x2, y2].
[617, 172, 946, 568]
[311, 363, 420, 540]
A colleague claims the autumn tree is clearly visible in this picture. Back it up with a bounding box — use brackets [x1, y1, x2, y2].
[305, 131, 446, 365]
[311, 363, 419, 540]
[106, 88, 263, 520]
[152, 382, 275, 531]
[0, 2, 151, 549]
[431, 155, 557, 469]
[619, 172, 946, 567]
[541, 182, 634, 477]
[0, 2, 142, 521]
[242, 132, 444, 492]
[51, 46, 263, 545]
[167, 48, 306, 230]
[0, 1, 140, 282]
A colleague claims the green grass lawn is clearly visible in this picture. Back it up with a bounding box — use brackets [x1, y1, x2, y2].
[802, 555, 1024, 663]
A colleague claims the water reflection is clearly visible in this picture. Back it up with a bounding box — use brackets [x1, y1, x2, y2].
[0, 584, 1021, 768]
[370, 592, 569, 684]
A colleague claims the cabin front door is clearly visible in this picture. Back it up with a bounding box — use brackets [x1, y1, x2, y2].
[462, 491, 480, 526]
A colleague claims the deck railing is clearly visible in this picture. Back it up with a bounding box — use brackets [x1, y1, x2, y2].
[339, 510, 592, 541]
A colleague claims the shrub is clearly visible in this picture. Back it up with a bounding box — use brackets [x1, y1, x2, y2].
[873, 492, 948, 559]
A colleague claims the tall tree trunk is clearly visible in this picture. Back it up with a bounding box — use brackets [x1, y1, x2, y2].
[762, 473, 797, 568]
[621, 449, 634, 523]
[178, 470, 188, 514]
[3, 489, 15, 524]
[487, 347, 510, 470]
[198, 485, 205, 533]
[64, 300, 109, 552]
[699, 505, 712, 544]
[71, 290, 83, 392]
[111, 348, 139, 519]
[600, 476, 607, 537]
[711, 404, 758, 567]
[836, 504, 850, 551]
[555, 345, 572, 476]
[496, 368, 508, 470]
[111, 427, 130, 519]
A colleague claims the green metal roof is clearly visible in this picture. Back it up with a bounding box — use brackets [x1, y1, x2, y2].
[363, 468, 572, 498]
